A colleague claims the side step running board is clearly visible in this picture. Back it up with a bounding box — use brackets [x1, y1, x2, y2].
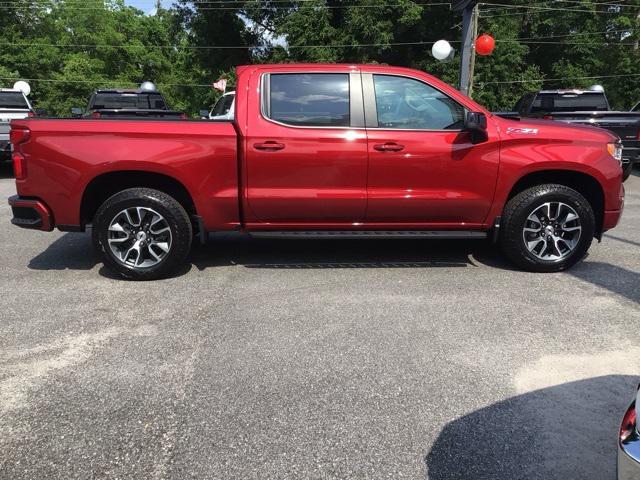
[249, 230, 487, 240]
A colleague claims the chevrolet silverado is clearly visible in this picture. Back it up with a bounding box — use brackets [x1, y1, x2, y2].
[8, 64, 625, 279]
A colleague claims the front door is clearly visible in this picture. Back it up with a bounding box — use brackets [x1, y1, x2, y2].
[363, 73, 500, 227]
[244, 70, 368, 225]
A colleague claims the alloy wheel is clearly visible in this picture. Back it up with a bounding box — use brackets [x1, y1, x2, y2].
[107, 206, 172, 268]
[522, 202, 582, 262]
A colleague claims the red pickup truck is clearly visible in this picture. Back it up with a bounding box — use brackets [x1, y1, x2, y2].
[8, 64, 625, 280]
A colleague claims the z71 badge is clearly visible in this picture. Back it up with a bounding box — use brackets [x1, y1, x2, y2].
[506, 127, 539, 135]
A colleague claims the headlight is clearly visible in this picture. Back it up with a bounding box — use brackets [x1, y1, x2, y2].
[607, 142, 623, 165]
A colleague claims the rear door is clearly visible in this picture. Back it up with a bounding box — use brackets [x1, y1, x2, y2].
[244, 69, 368, 224]
[363, 72, 500, 226]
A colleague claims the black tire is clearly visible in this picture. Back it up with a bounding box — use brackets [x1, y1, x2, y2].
[92, 188, 192, 280]
[622, 161, 633, 182]
[499, 184, 595, 272]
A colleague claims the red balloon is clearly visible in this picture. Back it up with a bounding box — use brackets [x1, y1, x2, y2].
[475, 33, 495, 56]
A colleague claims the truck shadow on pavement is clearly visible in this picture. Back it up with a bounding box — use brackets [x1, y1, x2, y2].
[426, 374, 638, 480]
[28, 233, 99, 271]
[568, 261, 639, 304]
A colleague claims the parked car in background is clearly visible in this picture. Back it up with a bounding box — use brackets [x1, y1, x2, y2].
[618, 385, 640, 480]
[9, 64, 625, 279]
[206, 91, 235, 120]
[500, 87, 640, 181]
[72, 82, 187, 119]
[0, 81, 36, 164]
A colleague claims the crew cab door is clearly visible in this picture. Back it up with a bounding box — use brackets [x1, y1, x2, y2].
[362, 72, 500, 226]
[243, 69, 367, 224]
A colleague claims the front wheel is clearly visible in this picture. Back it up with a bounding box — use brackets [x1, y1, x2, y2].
[92, 188, 193, 280]
[499, 184, 595, 272]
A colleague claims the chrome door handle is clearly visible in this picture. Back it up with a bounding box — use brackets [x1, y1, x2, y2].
[254, 141, 285, 151]
[373, 142, 404, 152]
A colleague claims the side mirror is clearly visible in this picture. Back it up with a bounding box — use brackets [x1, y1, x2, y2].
[70, 107, 83, 117]
[464, 111, 488, 144]
[35, 108, 47, 116]
[199, 109, 210, 118]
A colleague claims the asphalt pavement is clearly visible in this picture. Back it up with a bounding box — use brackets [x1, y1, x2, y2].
[1, 167, 639, 479]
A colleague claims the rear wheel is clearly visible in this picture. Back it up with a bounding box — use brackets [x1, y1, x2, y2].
[499, 184, 595, 272]
[92, 188, 192, 280]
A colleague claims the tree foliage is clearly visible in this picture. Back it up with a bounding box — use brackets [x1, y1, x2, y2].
[0, 0, 638, 114]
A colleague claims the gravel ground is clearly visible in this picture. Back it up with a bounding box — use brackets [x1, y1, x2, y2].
[1, 168, 639, 479]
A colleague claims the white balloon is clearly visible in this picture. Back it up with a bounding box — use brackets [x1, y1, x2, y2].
[432, 40, 453, 61]
[13, 80, 31, 96]
[139, 81, 156, 92]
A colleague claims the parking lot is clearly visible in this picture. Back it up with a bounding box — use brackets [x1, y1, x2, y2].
[0, 167, 638, 479]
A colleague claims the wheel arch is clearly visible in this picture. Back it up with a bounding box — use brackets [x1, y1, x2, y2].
[506, 170, 605, 237]
[81, 171, 197, 227]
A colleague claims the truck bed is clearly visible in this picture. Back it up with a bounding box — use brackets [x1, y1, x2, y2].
[11, 118, 240, 230]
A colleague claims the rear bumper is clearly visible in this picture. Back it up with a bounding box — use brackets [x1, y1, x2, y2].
[618, 402, 640, 480]
[8, 195, 54, 231]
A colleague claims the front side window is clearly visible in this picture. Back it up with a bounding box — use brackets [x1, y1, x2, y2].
[268, 73, 350, 127]
[373, 75, 465, 130]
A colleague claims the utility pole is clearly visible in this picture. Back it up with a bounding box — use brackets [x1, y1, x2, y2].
[453, 0, 479, 96]
[155, 0, 162, 12]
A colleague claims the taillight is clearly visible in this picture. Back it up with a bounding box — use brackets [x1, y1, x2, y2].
[543, 115, 554, 120]
[27, 111, 35, 117]
[91, 111, 101, 119]
[12, 152, 26, 179]
[620, 403, 637, 443]
[180, 113, 188, 120]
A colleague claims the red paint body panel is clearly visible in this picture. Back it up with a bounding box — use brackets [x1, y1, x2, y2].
[9, 63, 624, 236]
[11, 119, 239, 231]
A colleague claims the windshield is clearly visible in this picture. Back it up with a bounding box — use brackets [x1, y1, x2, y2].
[90, 92, 167, 110]
[530, 93, 608, 112]
[0, 92, 29, 109]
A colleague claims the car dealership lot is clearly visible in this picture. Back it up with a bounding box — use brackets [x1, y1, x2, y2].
[0, 170, 639, 480]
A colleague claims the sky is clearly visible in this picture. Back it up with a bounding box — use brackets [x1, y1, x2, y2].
[125, 0, 167, 16]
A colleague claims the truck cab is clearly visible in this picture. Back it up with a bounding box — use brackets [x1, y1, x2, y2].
[72, 83, 186, 119]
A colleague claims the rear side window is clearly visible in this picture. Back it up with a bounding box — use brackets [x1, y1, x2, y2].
[267, 73, 350, 127]
[372, 75, 465, 130]
[530, 93, 608, 112]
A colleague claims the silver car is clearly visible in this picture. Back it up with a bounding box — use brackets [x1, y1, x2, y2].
[619, 386, 640, 479]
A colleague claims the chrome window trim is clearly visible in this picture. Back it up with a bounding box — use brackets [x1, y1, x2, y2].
[259, 71, 366, 130]
[362, 72, 466, 132]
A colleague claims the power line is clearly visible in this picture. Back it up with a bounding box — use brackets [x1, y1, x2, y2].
[3, 72, 639, 90]
[0, 39, 460, 50]
[4, 36, 635, 50]
[0, 1, 451, 9]
[479, 72, 640, 85]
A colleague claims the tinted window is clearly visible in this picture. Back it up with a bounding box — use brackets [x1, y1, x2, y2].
[212, 94, 234, 116]
[373, 75, 465, 130]
[530, 93, 608, 112]
[91, 93, 167, 110]
[0, 92, 28, 109]
[269, 73, 350, 127]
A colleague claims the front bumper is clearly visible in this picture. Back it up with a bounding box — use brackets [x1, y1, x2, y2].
[618, 402, 640, 480]
[8, 195, 54, 231]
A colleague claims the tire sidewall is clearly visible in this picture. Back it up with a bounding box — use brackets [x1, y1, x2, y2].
[504, 186, 595, 272]
[93, 189, 191, 280]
